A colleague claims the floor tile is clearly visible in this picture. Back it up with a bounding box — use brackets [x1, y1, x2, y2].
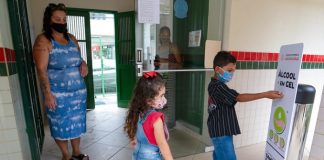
[41, 94, 275, 160]
[82, 143, 121, 160]
[169, 129, 206, 158]
[109, 147, 133, 160]
[97, 129, 129, 147]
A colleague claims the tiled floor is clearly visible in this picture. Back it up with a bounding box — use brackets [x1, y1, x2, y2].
[176, 142, 267, 160]
[40, 94, 277, 160]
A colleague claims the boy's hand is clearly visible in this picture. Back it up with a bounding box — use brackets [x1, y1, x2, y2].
[264, 91, 283, 99]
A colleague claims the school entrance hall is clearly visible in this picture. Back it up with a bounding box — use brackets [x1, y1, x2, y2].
[1, 0, 324, 160]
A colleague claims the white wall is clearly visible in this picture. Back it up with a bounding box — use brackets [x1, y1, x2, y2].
[0, 1, 32, 159]
[0, 0, 13, 48]
[29, 0, 135, 41]
[223, 0, 324, 54]
[0, 75, 33, 160]
[218, 0, 324, 156]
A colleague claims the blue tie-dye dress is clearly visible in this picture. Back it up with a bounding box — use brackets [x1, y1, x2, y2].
[46, 37, 87, 140]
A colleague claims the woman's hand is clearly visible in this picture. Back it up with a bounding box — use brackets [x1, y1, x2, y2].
[45, 93, 57, 110]
[80, 60, 88, 77]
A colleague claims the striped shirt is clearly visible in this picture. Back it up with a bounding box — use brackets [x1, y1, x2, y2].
[207, 78, 240, 138]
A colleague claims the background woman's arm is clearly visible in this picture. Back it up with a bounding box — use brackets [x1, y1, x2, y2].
[32, 35, 56, 109]
[171, 44, 182, 64]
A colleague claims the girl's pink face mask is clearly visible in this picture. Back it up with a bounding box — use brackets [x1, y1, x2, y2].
[152, 96, 167, 109]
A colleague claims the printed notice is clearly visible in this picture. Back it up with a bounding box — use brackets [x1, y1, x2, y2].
[138, 0, 160, 24]
[188, 30, 201, 47]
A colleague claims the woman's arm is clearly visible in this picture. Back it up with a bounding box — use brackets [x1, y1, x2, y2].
[169, 44, 182, 69]
[170, 44, 182, 64]
[153, 118, 173, 160]
[69, 33, 88, 77]
[32, 35, 56, 109]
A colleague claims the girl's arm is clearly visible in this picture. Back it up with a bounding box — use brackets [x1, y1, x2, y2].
[153, 118, 173, 160]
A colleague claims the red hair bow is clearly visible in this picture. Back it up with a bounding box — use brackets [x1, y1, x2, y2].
[144, 71, 157, 78]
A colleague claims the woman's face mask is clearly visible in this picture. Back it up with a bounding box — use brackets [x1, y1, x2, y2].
[218, 67, 234, 83]
[51, 23, 67, 33]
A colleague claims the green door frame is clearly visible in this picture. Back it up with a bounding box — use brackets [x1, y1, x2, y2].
[115, 11, 136, 108]
[67, 8, 94, 110]
[67, 8, 117, 109]
[7, 0, 44, 159]
[67, 9, 136, 108]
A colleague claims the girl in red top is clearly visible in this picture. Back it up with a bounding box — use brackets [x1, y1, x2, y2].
[124, 71, 173, 160]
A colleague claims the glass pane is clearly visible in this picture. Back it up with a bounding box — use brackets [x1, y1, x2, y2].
[90, 12, 116, 96]
[67, 15, 86, 40]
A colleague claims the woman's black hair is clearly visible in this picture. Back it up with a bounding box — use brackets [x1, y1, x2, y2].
[160, 26, 171, 34]
[42, 3, 69, 41]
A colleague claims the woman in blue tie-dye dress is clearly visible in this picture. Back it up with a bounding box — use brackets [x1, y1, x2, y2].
[33, 3, 89, 160]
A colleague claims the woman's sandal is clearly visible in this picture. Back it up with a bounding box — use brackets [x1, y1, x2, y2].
[72, 154, 89, 160]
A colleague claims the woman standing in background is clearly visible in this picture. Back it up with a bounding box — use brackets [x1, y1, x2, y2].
[33, 3, 89, 160]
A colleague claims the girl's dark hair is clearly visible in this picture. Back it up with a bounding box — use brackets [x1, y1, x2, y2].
[213, 51, 237, 69]
[42, 3, 69, 41]
[124, 73, 165, 140]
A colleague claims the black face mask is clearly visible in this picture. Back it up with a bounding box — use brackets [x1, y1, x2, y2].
[51, 23, 67, 33]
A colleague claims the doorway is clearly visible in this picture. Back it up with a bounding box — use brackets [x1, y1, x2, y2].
[66, 9, 120, 109]
[89, 12, 117, 106]
[67, 10, 136, 108]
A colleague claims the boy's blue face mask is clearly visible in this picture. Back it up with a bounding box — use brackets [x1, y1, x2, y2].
[217, 67, 233, 83]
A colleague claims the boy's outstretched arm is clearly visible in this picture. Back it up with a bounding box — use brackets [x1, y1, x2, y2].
[236, 91, 283, 102]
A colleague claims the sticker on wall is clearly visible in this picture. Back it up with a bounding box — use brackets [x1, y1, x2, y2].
[174, 0, 188, 19]
[188, 30, 201, 47]
[279, 137, 285, 149]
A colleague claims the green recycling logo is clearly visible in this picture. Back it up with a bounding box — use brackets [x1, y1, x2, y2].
[273, 106, 286, 134]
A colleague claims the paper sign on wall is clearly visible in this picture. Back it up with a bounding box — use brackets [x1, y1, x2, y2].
[138, 0, 160, 24]
[265, 43, 304, 160]
[188, 30, 201, 47]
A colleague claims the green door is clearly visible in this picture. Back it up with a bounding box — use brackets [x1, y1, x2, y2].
[116, 11, 136, 108]
[7, 0, 44, 159]
[66, 9, 95, 109]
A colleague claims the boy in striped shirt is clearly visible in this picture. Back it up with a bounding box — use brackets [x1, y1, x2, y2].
[208, 51, 283, 160]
